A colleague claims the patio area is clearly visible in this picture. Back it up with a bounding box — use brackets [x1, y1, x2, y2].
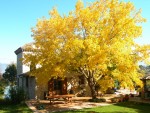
[25, 96, 113, 113]
[25, 94, 150, 113]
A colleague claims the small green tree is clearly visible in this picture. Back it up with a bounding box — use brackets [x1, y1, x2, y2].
[0, 78, 8, 93]
[0, 71, 8, 98]
[8, 86, 26, 104]
[3, 64, 17, 85]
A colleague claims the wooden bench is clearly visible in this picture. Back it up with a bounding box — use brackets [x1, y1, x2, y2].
[46, 94, 75, 104]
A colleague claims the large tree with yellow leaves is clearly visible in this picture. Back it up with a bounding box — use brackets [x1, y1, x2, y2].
[24, 0, 150, 99]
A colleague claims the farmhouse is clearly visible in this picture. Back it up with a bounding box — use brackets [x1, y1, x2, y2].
[14, 44, 92, 99]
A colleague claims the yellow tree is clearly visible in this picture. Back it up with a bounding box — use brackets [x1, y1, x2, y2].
[24, 0, 150, 99]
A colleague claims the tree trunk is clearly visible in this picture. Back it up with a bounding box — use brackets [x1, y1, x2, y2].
[87, 75, 97, 99]
[78, 67, 97, 99]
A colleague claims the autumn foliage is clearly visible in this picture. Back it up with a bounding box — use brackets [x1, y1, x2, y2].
[24, 0, 150, 99]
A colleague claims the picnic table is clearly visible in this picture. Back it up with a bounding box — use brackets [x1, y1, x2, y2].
[46, 94, 75, 104]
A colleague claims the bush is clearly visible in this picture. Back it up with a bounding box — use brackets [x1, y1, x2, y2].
[123, 94, 129, 102]
[0, 89, 4, 94]
[111, 94, 129, 103]
[89, 98, 106, 102]
[0, 98, 12, 105]
[99, 98, 106, 102]
[36, 104, 45, 110]
[111, 97, 120, 103]
[0, 79, 8, 95]
[7, 86, 26, 104]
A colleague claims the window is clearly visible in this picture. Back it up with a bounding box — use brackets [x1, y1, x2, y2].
[79, 75, 85, 85]
[26, 77, 28, 88]
[54, 79, 62, 90]
[30, 62, 36, 71]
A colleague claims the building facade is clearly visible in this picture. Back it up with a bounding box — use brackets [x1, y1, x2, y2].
[15, 46, 36, 99]
[15, 45, 92, 100]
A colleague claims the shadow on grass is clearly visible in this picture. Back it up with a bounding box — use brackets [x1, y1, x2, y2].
[0, 99, 32, 113]
[55, 101, 150, 113]
[112, 101, 150, 113]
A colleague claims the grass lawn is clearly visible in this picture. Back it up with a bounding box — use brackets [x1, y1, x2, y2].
[0, 103, 32, 113]
[0, 80, 32, 112]
[0, 97, 32, 113]
[56, 102, 150, 113]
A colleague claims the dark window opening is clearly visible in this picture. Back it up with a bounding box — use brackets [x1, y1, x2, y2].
[30, 62, 36, 71]
[54, 79, 62, 90]
[79, 75, 85, 85]
[26, 77, 28, 88]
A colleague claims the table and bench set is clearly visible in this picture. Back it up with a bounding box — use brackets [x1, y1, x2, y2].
[45, 91, 75, 104]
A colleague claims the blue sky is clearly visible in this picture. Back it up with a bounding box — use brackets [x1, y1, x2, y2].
[0, 0, 150, 67]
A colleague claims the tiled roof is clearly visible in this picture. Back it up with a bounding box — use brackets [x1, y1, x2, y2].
[14, 42, 34, 55]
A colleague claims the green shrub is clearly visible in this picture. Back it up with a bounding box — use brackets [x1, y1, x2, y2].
[89, 98, 106, 102]
[100, 98, 106, 102]
[36, 104, 45, 110]
[123, 94, 129, 102]
[111, 94, 129, 103]
[110, 97, 121, 103]
[7, 86, 26, 104]
[0, 98, 11, 104]
[0, 89, 4, 94]
[0, 79, 8, 95]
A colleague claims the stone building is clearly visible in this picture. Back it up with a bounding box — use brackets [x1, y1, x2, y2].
[14, 44, 91, 99]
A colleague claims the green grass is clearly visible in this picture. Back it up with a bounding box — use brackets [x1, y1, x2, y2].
[0, 99, 32, 113]
[56, 102, 150, 113]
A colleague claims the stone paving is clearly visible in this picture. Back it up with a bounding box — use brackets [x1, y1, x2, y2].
[25, 95, 150, 113]
[25, 97, 113, 113]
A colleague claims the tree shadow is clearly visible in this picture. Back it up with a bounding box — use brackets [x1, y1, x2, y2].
[0, 99, 32, 113]
[54, 101, 150, 113]
[111, 101, 150, 113]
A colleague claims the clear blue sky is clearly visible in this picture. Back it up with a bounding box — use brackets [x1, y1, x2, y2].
[0, 0, 150, 65]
